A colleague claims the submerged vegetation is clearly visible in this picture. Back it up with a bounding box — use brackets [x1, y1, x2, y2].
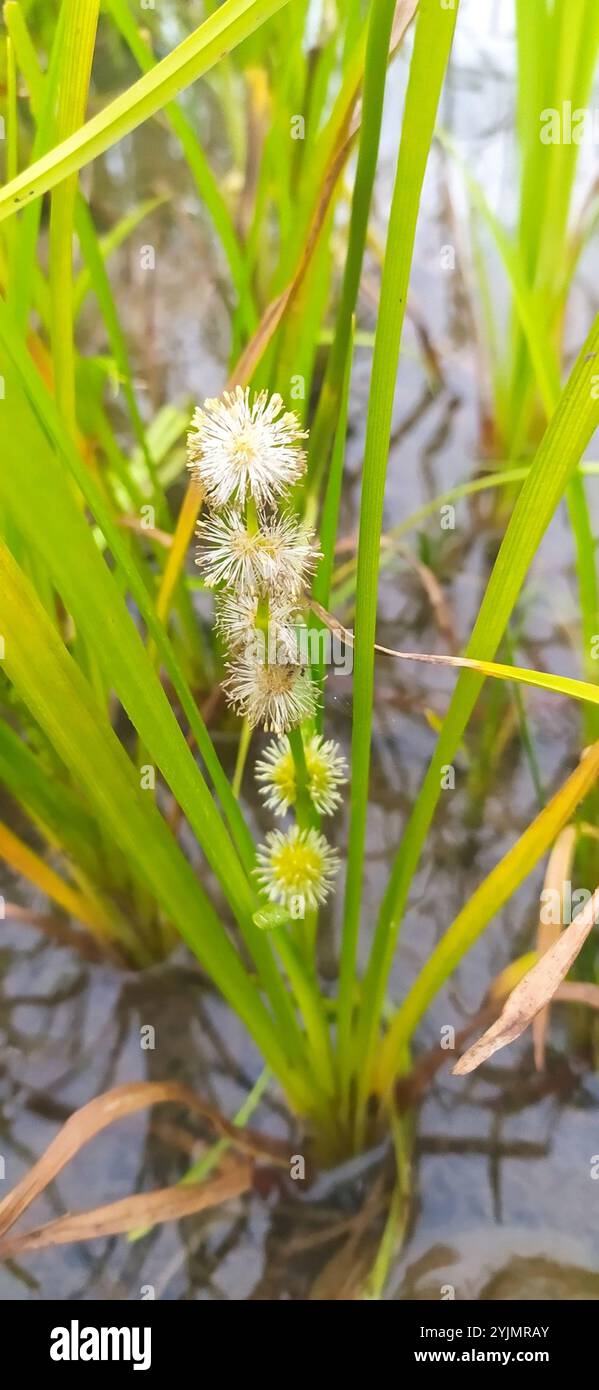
[1, 0, 599, 1284]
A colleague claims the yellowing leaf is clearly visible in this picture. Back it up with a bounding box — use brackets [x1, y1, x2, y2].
[532, 825, 577, 1070]
[453, 886, 599, 1075]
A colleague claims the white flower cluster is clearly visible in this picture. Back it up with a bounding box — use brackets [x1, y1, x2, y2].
[187, 386, 346, 919]
[254, 733, 346, 919]
[188, 385, 319, 734]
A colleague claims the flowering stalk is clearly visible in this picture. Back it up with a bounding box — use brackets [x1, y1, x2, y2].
[286, 727, 315, 830]
[187, 386, 347, 946]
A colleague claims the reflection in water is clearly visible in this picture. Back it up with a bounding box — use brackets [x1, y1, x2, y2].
[2, 922, 598, 1298]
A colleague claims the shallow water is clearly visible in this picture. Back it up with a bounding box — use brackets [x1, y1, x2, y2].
[1, 1, 599, 1299]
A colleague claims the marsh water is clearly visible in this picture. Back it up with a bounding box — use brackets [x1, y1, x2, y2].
[1, 1, 599, 1299]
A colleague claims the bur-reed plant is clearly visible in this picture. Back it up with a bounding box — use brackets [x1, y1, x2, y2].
[1, 0, 599, 1168]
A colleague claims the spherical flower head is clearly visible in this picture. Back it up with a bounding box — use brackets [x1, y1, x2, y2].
[187, 386, 308, 510]
[256, 734, 348, 816]
[223, 652, 318, 732]
[196, 509, 320, 598]
[195, 509, 262, 592]
[214, 590, 303, 663]
[255, 825, 339, 918]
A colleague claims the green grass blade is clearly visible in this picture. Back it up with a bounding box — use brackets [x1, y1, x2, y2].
[356, 311, 599, 1124]
[5, 33, 18, 181]
[376, 740, 599, 1097]
[438, 130, 561, 417]
[0, 718, 100, 875]
[74, 194, 158, 480]
[4, 0, 67, 332]
[312, 319, 353, 732]
[48, 0, 100, 433]
[372, 646, 599, 711]
[0, 537, 306, 1096]
[2, 34, 18, 289]
[441, 128, 599, 737]
[0, 817, 119, 946]
[0, 360, 313, 1059]
[312, 323, 354, 606]
[181, 1067, 271, 1186]
[337, 0, 460, 1098]
[0, 0, 291, 223]
[510, 0, 599, 438]
[72, 195, 167, 317]
[9, 2, 159, 480]
[0, 305, 252, 877]
[0, 340, 308, 1048]
[306, 0, 399, 489]
[104, 0, 257, 337]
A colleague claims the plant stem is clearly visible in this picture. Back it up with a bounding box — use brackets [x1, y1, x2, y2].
[287, 725, 314, 830]
[232, 719, 253, 799]
[306, 0, 405, 495]
[49, 0, 99, 436]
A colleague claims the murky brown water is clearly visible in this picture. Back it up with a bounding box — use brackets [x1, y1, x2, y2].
[2, 1, 599, 1299]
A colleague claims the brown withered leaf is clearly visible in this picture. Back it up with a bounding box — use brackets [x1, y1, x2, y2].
[555, 981, 599, 1009]
[0, 1080, 289, 1252]
[231, 132, 355, 388]
[453, 885, 599, 1075]
[533, 825, 577, 1070]
[0, 1166, 252, 1261]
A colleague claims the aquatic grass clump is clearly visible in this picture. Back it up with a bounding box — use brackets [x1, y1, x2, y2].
[0, 0, 599, 1229]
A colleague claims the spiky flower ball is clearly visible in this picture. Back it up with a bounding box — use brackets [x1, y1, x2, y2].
[223, 654, 318, 733]
[255, 825, 339, 918]
[188, 387, 319, 737]
[214, 590, 302, 662]
[196, 509, 320, 597]
[256, 734, 347, 816]
[187, 386, 307, 510]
